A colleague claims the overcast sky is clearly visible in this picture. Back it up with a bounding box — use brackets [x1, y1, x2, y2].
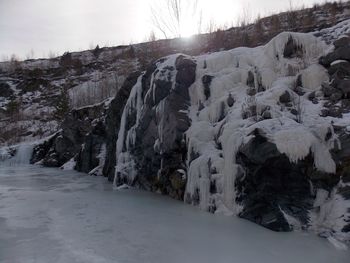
[0, 0, 326, 60]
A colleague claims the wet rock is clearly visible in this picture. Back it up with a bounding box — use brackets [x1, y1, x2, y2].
[227, 93, 235, 107]
[342, 224, 350, 233]
[294, 86, 305, 96]
[217, 102, 226, 122]
[175, 55, 196, 88]
[30, 135, 57, 164]
[333, 36, 350, 49]
[31, 96, 107, 167]
[322, 82, 338, 97]
[320, 46, 350, 66]
[113, 55, 196, 199]
[279, 91, 291, 103]
[330, 92, 343, 102]
[308, 91, 316, 101]
[247, 71, 255, 88]
[290, 108, 298, 115]
[333, 132, 350, 162]
[328, 60, 350, 76]
[325, 128, 333, 141]
[240, 204, 292, 232]
[309, 170, 339, 190]
[202, 75, 213, 100]
[75, 121, 106, 174]
[197, 101, 204, 112]
[238, 133, 280, 164]
[236, 133, 313, 232]
[247, 87, 256, 96]
[321, 106, 342, 118]
[283, 35, 304, 58]
[341, 99, 350, 111]
[262, 110, 272, 119]
[337, 79, 350, 96]
[103, 71, 141, 181]
[342, 166, 350, 184]
[338, 186, 350, 200]
[296, 74, 303, 87]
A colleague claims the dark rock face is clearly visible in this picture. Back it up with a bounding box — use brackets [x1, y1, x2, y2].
[246, 71, 255, 88]
[102, 71, 140, 181]
[202, 75, 213, 100]
[320, 37, 350, 117]
[31, 134, 57, 164]
[320, 36, 350, 66]
[31, 72, 140, 174]
[334, 36, 350, 49]
[227, 93, 235, 107]
[31, 103, 106, 167]
[283, 35, 304, 58]
[114, 55, 196, 200]
[75, 121, 105, 173]
[279, 91, 291, 103]
[236, 133, 313, 231]
[333, 131, 350, 235]
[328, 60, 350, 76]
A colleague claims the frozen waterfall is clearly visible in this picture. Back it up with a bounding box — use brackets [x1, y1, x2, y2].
[1, 144, 34, 166]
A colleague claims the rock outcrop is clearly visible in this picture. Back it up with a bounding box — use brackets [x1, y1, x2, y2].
[29, 26, 350, 245]
[31, 102, 107, 167]
[114, 55, 196, 200]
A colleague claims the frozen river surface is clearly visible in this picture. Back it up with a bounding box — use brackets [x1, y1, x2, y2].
[0, 165, 349, 263]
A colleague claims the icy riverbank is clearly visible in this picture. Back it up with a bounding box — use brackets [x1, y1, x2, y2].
[0, 165, 348, 263]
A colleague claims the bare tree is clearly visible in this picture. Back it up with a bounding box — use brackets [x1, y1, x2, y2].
[9, 54, 20, 72]
[150, 0, 202, 38]
[25, 49, 35, 60]
[148, 30, 157, 42]
[236, 3, 252, 27]
[48, 50, 57, 59]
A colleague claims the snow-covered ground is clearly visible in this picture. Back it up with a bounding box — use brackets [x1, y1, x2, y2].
[0, 165, 348, 263]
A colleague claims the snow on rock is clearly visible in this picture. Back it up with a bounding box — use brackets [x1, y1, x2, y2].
[274, 127, 314, 163]
[108, 29, 350, 241]
[88, 143, 106, 176]
[114, 76, 144, 184]
[327, 236, 348, 251]
[29, 19, 350, 244]
[300, 64, 329, 90]
[184, 31, 340, 219]
[61, 157, 76, 170]
[273, 125, 336, 174]
[309, 174, 350, 245]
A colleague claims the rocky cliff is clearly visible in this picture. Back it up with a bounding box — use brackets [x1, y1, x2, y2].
[1, 3, 350, 248]
[24, 19, 350, 246]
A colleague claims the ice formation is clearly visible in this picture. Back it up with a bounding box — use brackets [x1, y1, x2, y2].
[111, 32, 345, 227]
[68, 72, 122, 109]
[182, 31, 339, 217]
[114, 55, 180, 185]
[88, 143, 106, 176]
[1, 143, 34, 166]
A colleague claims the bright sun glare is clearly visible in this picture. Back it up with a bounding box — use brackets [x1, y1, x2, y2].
[151, 0, 241, 39]
[179, 18, 198, 38]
